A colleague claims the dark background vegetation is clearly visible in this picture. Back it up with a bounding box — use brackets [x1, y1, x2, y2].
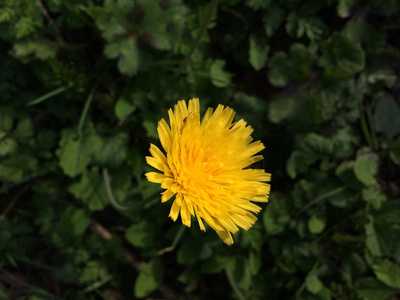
[1, 0, 400, 299]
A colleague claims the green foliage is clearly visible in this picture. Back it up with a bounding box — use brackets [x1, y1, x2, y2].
[1, 0, 400, 299]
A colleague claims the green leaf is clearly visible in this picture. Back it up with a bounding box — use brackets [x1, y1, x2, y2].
[79, 261, 109, 284]
[319, 33, 365, 73]
[57, 128, 102, 177]
[268, 44, 313, 87]
[228, 258, 252, 290]
[0, 153, 37, 182]
[246, 0, 270, 9]
[248, 250, 261, 275]
[375, 200, 400, 223]
[372, 258, 400, 288]
[341, 253, 366, 284]
[14, 117, 33, 142]
[338, 0, 360, 18]
[201, 255, 232, 274]
[262, 195, 290, 235]
[105, 38, 140, 76]
[0, 135, 16, 157]
[115, 98, 136, 120]
[305, 274, 323, 294]
[97, 132, 129, 168]
[365, 222, 382, 256]
[69, 168, 108, 211]
[13, 41, 57, 60]
[134, 259, 164, 298]
[389, 151, 400, 166]
[15, 17, 38, 39]
[240, 224, 263, 251]
[268, 97, 296, 124]
[0, 109, 13, 132]
[51, 206, 90, 247]
[268, 52, 290, 87]
[354, 152, 378, 186]
[125, 221, 156, 248]
[249, 34, 269, 71]
[177, 239, 204, 265]
[356, 277, 393, 300]
[373, 94, 400, 137]
[308, 215, 326, 234]
[210, 60, 232, 88]
[297, 133, 334, 157]
[263, 3, 285, 37]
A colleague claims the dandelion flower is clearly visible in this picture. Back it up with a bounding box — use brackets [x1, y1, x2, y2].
[145, 98, 271, 245]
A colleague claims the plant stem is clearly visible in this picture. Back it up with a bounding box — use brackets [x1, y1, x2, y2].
[102, 168, 161, 211]
[78, 85, 97, 138]
[295, 186, 347, 217]
[157, 226, 186, 255]
[26, 86, 68, 106]
[358, 98, 375, 148]
[225, 268, 246, 300]
[179, 0, 218, 71]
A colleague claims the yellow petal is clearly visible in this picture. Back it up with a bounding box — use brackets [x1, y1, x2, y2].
[145, 172, 167, 183]
[169, 199, 181, 221]
[161, 189, 175, 203]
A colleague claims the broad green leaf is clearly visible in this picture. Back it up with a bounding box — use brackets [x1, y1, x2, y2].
[240, 224, 263, 251]
[297, 133, 334, 157]
[263, 3, 285, 37]
[249, 34, 269, 71]
[319, 33, 365, 73]
[246, 0, 270, 9]
[143, 119, 159, 139]
[0, 153, 37, 182]
[248, 250, 261, 275]
[51, 206, 90, 247]
[373, 94, 400, 137]
[79, 261, 109, 284]
[354, 152, 378, 186]
[125, 221, 156, 248]
[13, 41, 57, 60]
[210, 60, 232, 88]
[118, 38, 140, 76]
[374, 200, 400, 223]
[338, 0, 360, 18]
[362, 187, 386, 210]
[262, 195, 290, 235]
[305, 274, 323, 294]
[268, 97, 296, 124]
[69, 168, 108, 211]
[0, 109, 13, 132]
[57, 128, 102, 178]
[115, 97, 136, 120]
[97, 132, 129, 167]
[356, 277, 393, 300]
[308, 215, 325, 234]
[344, 18, 385, 51]
[268, 44, 313, 87]
[365, 222, 382, 257]
[341, 253, 366, 284]
[134, 259, 163, 298]
[0, 135, 16, 156]
[389, 151, 400, 166]
[201, 255, 232, 274]
[177, 239, 203, 265]
[227, 257, 252, 290]
[268, 52, 290, 87]
[372, 258, 400, 288]
[14, 117, 33, 142]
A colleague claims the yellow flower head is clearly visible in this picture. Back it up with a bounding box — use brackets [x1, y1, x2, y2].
[145, 98, 271, 245]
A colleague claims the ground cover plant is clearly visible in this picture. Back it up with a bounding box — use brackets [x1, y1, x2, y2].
[0, 0, 400, 299]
